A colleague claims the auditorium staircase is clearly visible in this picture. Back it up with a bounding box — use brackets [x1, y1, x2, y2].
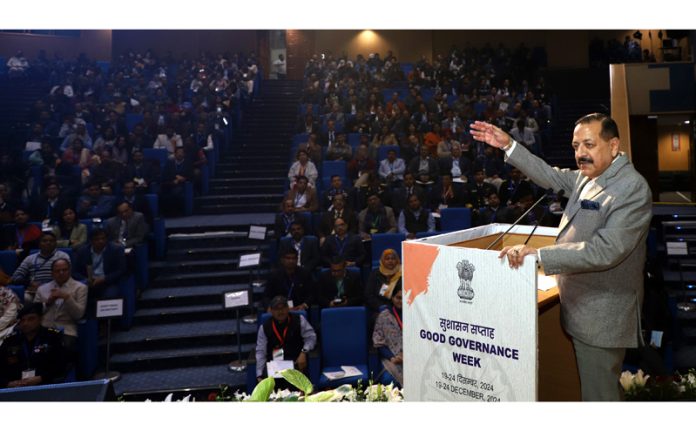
[107, 80, 302, 400]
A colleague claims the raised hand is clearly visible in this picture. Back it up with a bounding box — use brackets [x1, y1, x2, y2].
[469, 121, 512, 150]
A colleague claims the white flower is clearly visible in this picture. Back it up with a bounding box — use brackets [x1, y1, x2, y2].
[180, 394, 192, 402]
[164, 393, 174, 402]
[687, 373, 696, 386]
[634, 370, 650, 387]
[619, 371, 635, 391]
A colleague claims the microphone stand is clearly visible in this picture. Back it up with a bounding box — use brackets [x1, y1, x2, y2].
[485, 193, 548, 250]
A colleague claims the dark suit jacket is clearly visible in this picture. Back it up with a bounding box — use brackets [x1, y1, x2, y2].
[317, 208, 358, 238]
[316, 269, 364, 308]
[274, 212, 307, 239]
[104, 212, 150, 248]
[263, 267, 315, 308]
[278, 236, 321, 273]
[498, 179, 534, 205]
[438, 156, 473, 179]
[122, 160, 160, 186]
[162, 159, 194, 188]
[319, 233, 366, 267]
[391, 185, 427, 216]
[29, 197, 70, 225]
[428, 183, 468, 211]
[466, 182, 497, 209]
[72, 242, 127, 287]
[407, 156, 439, 181]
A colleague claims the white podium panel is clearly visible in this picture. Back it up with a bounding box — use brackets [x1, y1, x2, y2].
[402, 224, 559, 402]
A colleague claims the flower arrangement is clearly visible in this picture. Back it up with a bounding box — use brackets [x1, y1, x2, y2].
[621, 369, 696, 401]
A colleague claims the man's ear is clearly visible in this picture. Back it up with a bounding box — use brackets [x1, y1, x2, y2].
[610, 137, 620, 158]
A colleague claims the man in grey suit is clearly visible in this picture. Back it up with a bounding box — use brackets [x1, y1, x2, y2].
[105, 201, 150, 248]
[471, 113, 652, 401]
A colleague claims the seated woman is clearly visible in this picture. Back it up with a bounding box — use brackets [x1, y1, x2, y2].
[0, 285, 21, 346]
[365, 249, 402, 316]
[372, 285, 403, 386]
[52, 207, 87, 250]
[287, 149, 318, 189]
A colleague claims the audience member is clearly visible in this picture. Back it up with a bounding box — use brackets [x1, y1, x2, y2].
[325, 133, 352, 162]
[34, 258, 87, 356]
[390, 172, 427, 216]
[122, 149, 158, 193]
[358, 193, 397, 241]
[29, 182, 69, 226]
[320, 175, 354, 211]
[52, 207, 87, 250]
[153, 126, 183, 159]
[317, 194, 358, 245]
[439, 142, 472, 182]
[317, 257, 364, 308]
[466, 168, 497, 209]
[377, 149, 406, 187]
[365, 249, 402, 317]
[498, 166, 534, 206]
[77, 182, 116, 219]
[275, 199, 307, 239]
[263, 249, 314, 311]
[372, 284, 403, 386]
[278, 221, 320, 274]
[161, 147, 193, 216]
[104, 201, 150, 248]
[10, 231, 71, 303]
[287, 150, 318, 189]
[408, 145, 439, 185]
[347, 144, 376, 188]
[72, 229, 127, 309]
[429, 173, 468, 213]
[397, 194, 435, 239]
[285, 175, 318, 213]
[319, 217, 366, 268]
[0, 303, 67, 388]
[475, 191, 511, 226]
[254, 295, 316, 382]
[0, 285, 21, 344]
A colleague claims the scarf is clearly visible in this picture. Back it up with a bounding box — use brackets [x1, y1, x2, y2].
[378, 249, 402, 299]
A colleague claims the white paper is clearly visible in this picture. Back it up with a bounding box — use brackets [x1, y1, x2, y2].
[322, 370, 346, 380]
[249, 225, 267, 240]
[666, 241, 688, 256]
[267, 360, 294, 378]
[339, 365, 363, 378]
[224, 291, 250, 309]
[239, 252, 261, 268]
[650, 330, 663, 348]
[537, 274, 557, 292]
[96, 298, 124, 318]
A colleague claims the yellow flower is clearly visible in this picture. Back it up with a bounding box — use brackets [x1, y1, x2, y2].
[619, 371, 634, 391]
[634, 370, 650, 387]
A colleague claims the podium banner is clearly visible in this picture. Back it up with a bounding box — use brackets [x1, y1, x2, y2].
[402, 227, 539, 401]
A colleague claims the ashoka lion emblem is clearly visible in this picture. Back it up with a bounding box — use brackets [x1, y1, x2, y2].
[457, 260, 475, 301]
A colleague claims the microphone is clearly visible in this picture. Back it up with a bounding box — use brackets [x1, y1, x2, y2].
[485, 189, 562, 250]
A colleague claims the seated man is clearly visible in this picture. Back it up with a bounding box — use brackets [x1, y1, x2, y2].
[325, 133, 352, 162]
[29, 182, 69, 226]
[428, 173, 469, 214]
[466, 168, 497, 209]
[317, 257, 364, 308]
[407, 144, 439, 185]
[263, 248, 314, 312]
[321, 175, 354, 211]
[11, 232, 71, 303]
[77, 182, 116, 220]
[347, 143, 376, 188]
[104, 201, 150, 248]
[319, 217, 366, 268]
[390, 172, 427, 217]
[122, 149, 159, 193]
[317, 194, 358, 246]
[72, 228, 127, 310]
[287, 149, 318, 189]
[397, 194, 435, 240]
[161, 147, 194, 216]
[438, 142, 472, 183]
[255, 295, 317, 383]
[275, 199, 307, 240]
[34, 258, 87, 357]
[278, 221, 320, 274]
[358, 193, 397, 241]
[475, 191, 512, 226]
[377, 149, 406, 188]
[0, 303, 67, 389]
[498, 167, 534, 206]
[120, 180, 154, 226]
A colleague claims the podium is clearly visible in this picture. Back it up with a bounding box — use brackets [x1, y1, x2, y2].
[402, 224, 580, 401]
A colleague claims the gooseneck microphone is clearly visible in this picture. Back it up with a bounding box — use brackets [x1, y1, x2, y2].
[485, 189, 563, 250]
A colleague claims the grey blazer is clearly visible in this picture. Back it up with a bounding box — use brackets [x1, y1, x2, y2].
[507, 144, 652, 348]
[104, 212, 150, 248]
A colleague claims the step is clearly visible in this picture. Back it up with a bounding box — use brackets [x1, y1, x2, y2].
[133, 304, 230, 325]
[110, 343, 255, 373]
[109, 319, 258, 351]
[113, 364, 248, 398]
[139, 283, 261, 303]
[149, 257, 272, 276]
[195, 193, 285, 203]
[152, 269, 269, 288]
[210, 184, 283, 194]
[195, 203, 280, 214]
[166, 244, 272, 260]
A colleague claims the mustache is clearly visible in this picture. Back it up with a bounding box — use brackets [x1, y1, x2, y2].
[577, 157, 593, 164]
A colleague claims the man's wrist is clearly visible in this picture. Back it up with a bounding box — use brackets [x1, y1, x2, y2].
[501, 138, 514, 152]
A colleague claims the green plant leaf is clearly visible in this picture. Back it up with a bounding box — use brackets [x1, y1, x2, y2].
[282, 394, 300, 402]
[247, 377, 275, 402]
[306, 391, 336, 402]
[281, 369, 313, 395]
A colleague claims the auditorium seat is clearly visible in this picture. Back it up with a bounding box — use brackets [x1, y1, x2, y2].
[440, 207, 472, 232]
[318, 306, 369, 389]
[371, 233, 406, 268]
[377, 145, 400, 163]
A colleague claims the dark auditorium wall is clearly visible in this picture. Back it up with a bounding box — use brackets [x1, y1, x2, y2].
[111, 30, 258, 59]
[0, 30, 112, 60]
[312, 30, 434, 64]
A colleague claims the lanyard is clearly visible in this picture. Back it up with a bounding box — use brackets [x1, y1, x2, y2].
[285, 274, 296, 300]
[33, 252, 55, 275]
[271, 316, 290, 347]
[283, 214, 293, 232]
[392, 306, 403, 330]
[334, 235, 347, 256]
